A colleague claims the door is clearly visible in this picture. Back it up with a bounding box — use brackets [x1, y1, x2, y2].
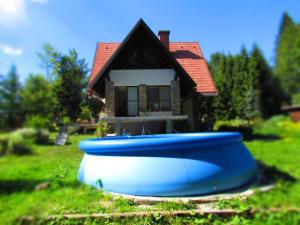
[115, 87, 138, 116]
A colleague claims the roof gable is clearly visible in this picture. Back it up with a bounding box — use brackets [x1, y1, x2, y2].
[90, 19, 217, 95]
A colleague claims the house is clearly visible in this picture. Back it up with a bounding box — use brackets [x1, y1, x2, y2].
[88, 19, 217, 134]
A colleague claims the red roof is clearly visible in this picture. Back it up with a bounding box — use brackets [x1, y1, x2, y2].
[90, 42, 217, 94]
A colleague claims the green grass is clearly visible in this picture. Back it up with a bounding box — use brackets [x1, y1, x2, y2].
[1, 116, 300, 224]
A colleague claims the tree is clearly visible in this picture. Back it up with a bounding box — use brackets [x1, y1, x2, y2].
[51, 49, 89, 121]
[0, 74, 5, 128]
[21, 74, 51, 118]
[0, 65, 23, 129]
[275, 12, 299, 98]
[210, 53, 236, 120]
[37, 42, 55, 81]
[250, 45, 285, 118]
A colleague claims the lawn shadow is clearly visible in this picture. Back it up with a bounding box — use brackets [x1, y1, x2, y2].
[256, 160, 297, 185]
[0, 179, 81, 195]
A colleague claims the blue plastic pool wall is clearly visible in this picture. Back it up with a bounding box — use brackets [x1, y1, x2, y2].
[79, 135, 257, 197]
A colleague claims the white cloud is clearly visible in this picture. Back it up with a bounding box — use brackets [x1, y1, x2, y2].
[0, 0, 48, 26]
[0, 44, 23, 56]
[0, 0, 26, 26]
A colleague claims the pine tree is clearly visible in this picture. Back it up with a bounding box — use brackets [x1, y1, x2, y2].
[231, 47, 255, 119]
[250, 45, 284, 118]
[0, 65, 23, 129]
[51, 49, 88, 121]
[275, 12, 299, 98]
[21, 74, 51, 118]
[210, 53, 236, 120]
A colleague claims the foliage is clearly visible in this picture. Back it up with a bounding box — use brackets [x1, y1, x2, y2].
[36, 129, 50, 144]
[25, 115, 50, 130]
[198, 95, 215, 130]
[0, 128, 51, 156]
[0, 65, 23, 129]
[80, 106, 91, 120]
[113, 197, 137, 212]
[209, 45, 285, 122]
[214, 120, 253, 138]
[218, 199, 251, 212]
[36, 42, 55, 81]
[51, 49, 89, 122]
[156, 201, 196, 211]
[7, 131, 32, 155]
[210, 52, 236, 120]
[249, 46, 285, 118]
[96, 121, 108, 137]
[21, 74, 52, 119]
[275, 12, 300, 99]
[88, 98, 103, 118]
[291, 93, 300, 105]
[16, 128, 37, 139]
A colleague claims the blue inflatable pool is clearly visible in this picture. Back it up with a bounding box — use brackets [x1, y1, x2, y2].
[78, 132, 257, 197]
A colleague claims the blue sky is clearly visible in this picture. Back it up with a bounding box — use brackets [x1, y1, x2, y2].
[0, 0, 299, 81]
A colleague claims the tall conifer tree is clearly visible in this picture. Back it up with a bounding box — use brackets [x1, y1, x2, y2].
[275, 12, 299, 97]
[0, 65, 23, 128]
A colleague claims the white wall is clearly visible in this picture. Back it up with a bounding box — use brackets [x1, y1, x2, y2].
[109, 69, 175, 86]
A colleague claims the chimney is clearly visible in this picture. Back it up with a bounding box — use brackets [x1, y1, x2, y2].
[158, 30, 170, 50]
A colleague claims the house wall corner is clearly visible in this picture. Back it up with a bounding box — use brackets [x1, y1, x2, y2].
[171, 80, 181, 116]
[105, 80, 115, 116]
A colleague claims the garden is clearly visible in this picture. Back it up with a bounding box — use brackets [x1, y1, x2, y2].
[0, 116, 300, 224]
[0, 12, 300, 225]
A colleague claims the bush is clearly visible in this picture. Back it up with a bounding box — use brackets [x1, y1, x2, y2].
[17, 127, 50, 145]
[0, 135, 8, 156]
[36, 129, 50, 144]
[80, 106, 91, 120]
[7, 132, 32, 155]
[214, 120, 253, 139]
[0, 127, 51, 156]
[292, 93, 300, 105]
[17, 128, 37, 139]
[25, 115, 50, 129]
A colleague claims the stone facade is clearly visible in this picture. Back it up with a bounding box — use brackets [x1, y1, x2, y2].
[138, 84, 147, 116]
[105, 80, 115, 116]
[171, 79, 181, 115]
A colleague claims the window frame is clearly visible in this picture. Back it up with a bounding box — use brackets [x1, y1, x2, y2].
[115, 86, 139, 117]
[146, 85, 171, 112]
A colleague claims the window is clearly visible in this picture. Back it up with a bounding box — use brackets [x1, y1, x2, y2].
[147, 86, 171, 112]
[115, 87, 138, 116]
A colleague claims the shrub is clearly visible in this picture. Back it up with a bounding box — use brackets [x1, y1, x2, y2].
[25, 115, 50, 129]
[80, 106, 91, 121]
[292, 93, 300, 105]
[16, 128, 37, 140]
[7, 132, 32, 155]
[96, 121, 108, 137]
[0, 135, 8, 156]
[36, 129, 50, 144]
[0, 127, 50, 156]
[214, 120, 253, 139]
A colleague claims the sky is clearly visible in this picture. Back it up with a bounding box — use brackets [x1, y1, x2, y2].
[0, 0, 299, 81]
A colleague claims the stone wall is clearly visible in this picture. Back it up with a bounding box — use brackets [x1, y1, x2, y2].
[105, 80, 115, 116]
[139, 84, 147, 116]
[171, 80, 181, 115]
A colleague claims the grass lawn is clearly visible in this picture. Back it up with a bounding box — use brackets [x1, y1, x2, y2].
[1, 116, 300, 224]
